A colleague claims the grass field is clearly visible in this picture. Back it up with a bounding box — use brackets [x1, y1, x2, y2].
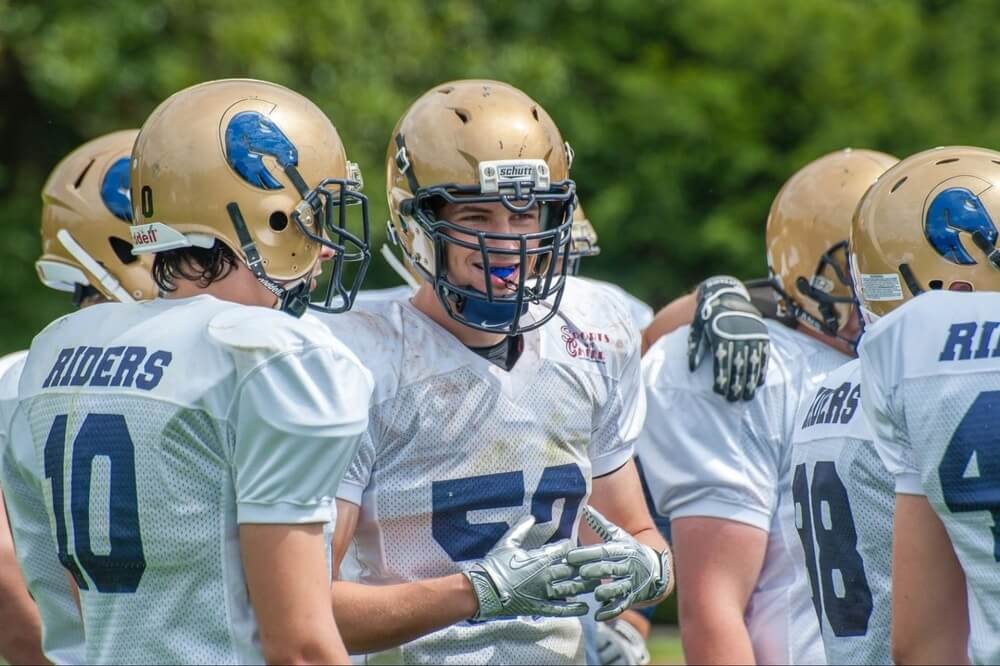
[648, 626, 684, 665]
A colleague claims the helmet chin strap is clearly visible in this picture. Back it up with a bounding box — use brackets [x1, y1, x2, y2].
[56, 229, 135, 303]
[227, 202, 311, 318]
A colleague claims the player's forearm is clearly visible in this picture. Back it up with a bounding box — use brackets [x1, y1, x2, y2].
[0, 569, 48, 665]
[0, 496, 48, 666]
[618, 609, 651, 639]
[892, 635, 970, 666]
[332, 574, 478, 654]
[679, 607, 755, 665]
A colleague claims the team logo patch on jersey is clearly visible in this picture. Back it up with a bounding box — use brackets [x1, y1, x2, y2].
[560, 325, 609, 363]
[224, 110, 298, 190]
[925, 185, 998, 265]
[100, 157, 133, 222]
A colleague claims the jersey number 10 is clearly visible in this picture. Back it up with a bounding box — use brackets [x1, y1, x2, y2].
[793, 462, 874, 637]
[43, 413, 146, 593]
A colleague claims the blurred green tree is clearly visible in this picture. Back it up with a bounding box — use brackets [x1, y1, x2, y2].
[2, 0, 1000, 360]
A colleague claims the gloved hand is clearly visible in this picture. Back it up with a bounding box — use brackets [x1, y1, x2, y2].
[466, 515, 589, 620]
[688, 275, 770, 401]
[566, 507, 672, 622]
[595, 618, 651, 665]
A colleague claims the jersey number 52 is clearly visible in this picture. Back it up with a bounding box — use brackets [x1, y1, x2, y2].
[431, 463, 586, 561]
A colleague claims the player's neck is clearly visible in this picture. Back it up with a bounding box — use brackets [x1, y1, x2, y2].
[165, 264, 278, 309]
[795, 321, 855, 357]
[411, 282, 508, 348]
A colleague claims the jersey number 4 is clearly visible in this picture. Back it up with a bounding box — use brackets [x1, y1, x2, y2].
[431, 464, 586, 561]
[793, 462, 873, 637]
[939, 390, 1000, 561]
[43, 413, 145, 593]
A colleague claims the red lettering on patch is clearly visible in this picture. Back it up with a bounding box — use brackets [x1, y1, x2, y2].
[560, 325, 608, 363]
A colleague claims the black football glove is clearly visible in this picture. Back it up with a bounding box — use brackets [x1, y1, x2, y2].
[688, 276, 770, 401]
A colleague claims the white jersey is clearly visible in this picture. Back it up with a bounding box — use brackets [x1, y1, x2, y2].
[17, 295, 372, 665]
[638, 320, 845, 665]
[0, 350, 86, 665]
[790, 359, 892, 665]
[327, 277, 645, 665]
[354, 285, 415, 305]
[578, 277, 654, 330]
[860, 291, 1000, 664]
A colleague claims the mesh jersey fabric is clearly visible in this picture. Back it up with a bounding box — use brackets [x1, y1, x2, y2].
[17, 295, 372, 664]
[326, 277, 645, 665]
[0, 350, 87, 665]
[790, 358, 893, 665]
[861, 290, 1000, 664]
[577, 277, 655, 330]
[637, 320, 846, 665]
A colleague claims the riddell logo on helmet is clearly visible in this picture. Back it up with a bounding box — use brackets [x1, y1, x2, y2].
[561, 326, 609, 363]
[131, 226, 159, 246]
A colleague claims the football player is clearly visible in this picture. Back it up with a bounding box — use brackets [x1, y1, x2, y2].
[637, 148, 896, 664]
[787, 355, 893, 663]
[322, 80, 673, 664]
[0, 129, 156, 665]
[855, 146, 1000, 664]
[15, 79, 373, 664]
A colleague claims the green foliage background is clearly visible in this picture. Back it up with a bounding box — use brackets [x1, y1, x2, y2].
[3, 0, 1000, 354]
[3, 0, 997, 627]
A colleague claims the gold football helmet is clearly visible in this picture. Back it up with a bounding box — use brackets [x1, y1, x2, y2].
[567, 201, 600, 275]
[386, 79, 575, 334]
[38, 130, 157, 304]
[851, 145, 1000, 324]
[130, 78, 370, 316]
[766, 148, 897, 338]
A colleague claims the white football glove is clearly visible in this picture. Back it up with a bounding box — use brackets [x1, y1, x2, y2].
[688, 275, 770, 401]
[466, 515, 589, 620]
[596, 618, 651, 665]
[567, 507, 672, 622]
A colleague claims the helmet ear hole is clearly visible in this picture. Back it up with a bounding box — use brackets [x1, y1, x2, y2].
[108, 236, 139, 265]
[929, 279, 944, 290]
[269, 211, 289, 232]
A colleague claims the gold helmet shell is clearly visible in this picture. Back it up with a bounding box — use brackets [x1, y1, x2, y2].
[131, 78, 370, 315]
[851, 145, 1000, 324]
[568, 201, 600, 275]
[766, 148, 898, 334]
[385, 79, 576, 334]
[38, 130, 156, 302]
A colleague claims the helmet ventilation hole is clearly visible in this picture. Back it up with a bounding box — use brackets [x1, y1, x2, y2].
[929, 279, 943, 290]
[453, 109, 470, 124]
[936, 158, 959, 165]
[74, 159, 95, 189]
[269, 211, 289, 231]
[109, 237, 139, 264]
[531, 106, 540, 121]
[890, 176, 908, 193]
[438, 86, 454, 95]
[993, 160, 1000, 166]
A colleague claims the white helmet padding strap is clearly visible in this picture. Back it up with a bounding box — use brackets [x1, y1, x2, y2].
[379, 244, 419, 290]
[56, 229, 135, 303]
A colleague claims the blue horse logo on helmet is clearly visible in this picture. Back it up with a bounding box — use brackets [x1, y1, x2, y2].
[925, 187, 999, 265]
[100, 157, 133, 222]
[224, 111, 299, 190]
